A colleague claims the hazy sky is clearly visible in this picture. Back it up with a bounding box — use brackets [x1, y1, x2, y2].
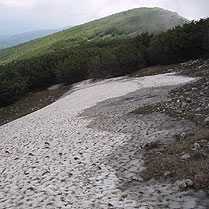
[0, 0, 208, 35]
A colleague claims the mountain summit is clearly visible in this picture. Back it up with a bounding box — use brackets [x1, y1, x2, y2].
[0, 7, 188, 64]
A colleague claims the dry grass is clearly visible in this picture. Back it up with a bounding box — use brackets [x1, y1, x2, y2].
[140, 127, 209, 189]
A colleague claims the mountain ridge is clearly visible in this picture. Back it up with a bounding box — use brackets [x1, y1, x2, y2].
[0, 7, 189, 64]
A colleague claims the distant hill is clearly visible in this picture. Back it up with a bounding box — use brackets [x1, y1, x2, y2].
[0, 26, 73, 50]
[0, 35, 10, 41]
[0, 7, 189, 64]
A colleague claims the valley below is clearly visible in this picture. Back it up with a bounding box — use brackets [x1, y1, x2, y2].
[1, 59, 209, 208]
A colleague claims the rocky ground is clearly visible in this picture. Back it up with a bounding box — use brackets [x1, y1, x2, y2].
[0, 59, 209, 208]
[132, 59, 209, 191]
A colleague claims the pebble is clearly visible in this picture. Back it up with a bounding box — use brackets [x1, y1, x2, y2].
[181, 154, 191, 160]
[196, 107, 202, 112]
[176, 132, 187, 141]
[164, 171, 172, 177]
[204, 116, 209, 124]
[176, 179, 193, 189]
[194, 143, 200, 149]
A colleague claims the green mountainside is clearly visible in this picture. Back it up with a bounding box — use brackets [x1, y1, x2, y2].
[0, 7, 188, 64]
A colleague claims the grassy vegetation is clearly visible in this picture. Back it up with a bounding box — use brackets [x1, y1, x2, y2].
[0, 18, 208, 107]
[0, 7, 188, 64]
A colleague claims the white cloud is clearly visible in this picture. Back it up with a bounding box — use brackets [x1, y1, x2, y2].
[86, 0, 140, 17]
[136, 0, 209, 20]
[0, 0, 208, 35]
[0, 0, 39, 8]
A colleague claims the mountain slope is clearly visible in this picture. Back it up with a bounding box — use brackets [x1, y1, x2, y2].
[0, 7, 189, 64]
[0, 27, 72, 50]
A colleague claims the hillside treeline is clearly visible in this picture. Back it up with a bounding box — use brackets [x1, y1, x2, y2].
[0, 18, 209, 106]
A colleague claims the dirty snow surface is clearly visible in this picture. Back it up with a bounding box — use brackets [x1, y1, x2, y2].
[0, 74, 201, 209]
